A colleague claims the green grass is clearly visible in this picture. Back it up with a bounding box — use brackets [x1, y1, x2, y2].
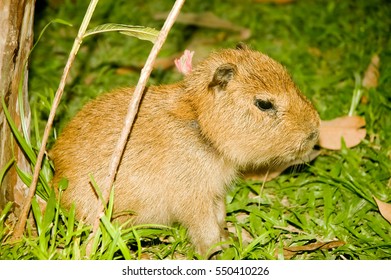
[1, 0, 390, 259]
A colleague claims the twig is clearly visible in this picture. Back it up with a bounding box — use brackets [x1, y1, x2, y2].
[12, 0, 99, 241]
[85, 0, 186, 256]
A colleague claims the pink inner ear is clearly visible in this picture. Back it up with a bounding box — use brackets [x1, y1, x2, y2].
[175, 50, 194, 75]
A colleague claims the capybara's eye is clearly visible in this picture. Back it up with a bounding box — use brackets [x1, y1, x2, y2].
[255, 99, 274, 111]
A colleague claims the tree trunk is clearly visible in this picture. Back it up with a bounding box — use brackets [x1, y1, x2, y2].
[0, 0, 35, 218]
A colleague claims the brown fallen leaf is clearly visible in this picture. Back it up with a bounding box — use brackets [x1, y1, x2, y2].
[362, 54, 380, 90]
[373, 196, 391, 224]
[319, 116, 366, 150]
[275, 240, 346, 259]
[244, 149, 320, 181]
[154, 12, 251, 40]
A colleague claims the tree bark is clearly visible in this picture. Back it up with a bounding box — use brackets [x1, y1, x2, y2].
[0, 0, 35, 218]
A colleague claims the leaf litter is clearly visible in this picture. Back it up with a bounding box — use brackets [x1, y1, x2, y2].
[373, 197, 391, 224]
[362, 54, 380, 90]
[318, 116, 366, 150]
[275, 240, 346, 259]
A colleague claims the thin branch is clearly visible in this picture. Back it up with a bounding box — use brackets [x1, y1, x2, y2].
[12, 0, 100, 241]
[85, 0, 186, 256]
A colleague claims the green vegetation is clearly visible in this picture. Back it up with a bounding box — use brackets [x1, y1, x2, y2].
[1, 0, 390, 259]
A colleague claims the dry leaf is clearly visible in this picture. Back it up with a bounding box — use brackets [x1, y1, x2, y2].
[275, 240, 345, 259]
[244, 149, 320, 181]
[373, 197, 391, 224]
[362, 54, 380, 89]
[154, 12, 251, 40]
[319, 116, 366, 150]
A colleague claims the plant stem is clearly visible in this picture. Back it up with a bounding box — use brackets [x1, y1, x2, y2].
[348, 72, 363, 116]
[85, 0, 186, 257]
[12, 0, 100, 241]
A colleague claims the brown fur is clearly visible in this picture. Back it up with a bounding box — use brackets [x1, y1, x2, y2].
[50, 46, 320, 256]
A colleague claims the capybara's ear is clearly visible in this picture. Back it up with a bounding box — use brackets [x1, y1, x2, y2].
[208, 63, 237, 90]
[235, 42, 250, 51]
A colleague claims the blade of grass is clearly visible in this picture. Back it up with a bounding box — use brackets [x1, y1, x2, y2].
[30, 196, 43, 236]
[131, 224, 142, 260]
[14, 165, 49, 201]
[72, 221, 87, 260]
[241, 231, 270, 258]
[42, 190, 56, 231]
[0, 158, 14, 186]
[89, 226, 102, 259]
[17, 78, 30, 146]
[100, 215, 131, 260]
[348, 72, 363, 116]
[89, 174, 106, 213]
[0, 202, 13, 241]
[84, 23, 159, 43]
[105, 228, 121, 259]
[64, 204, 75, 246]
[2, 97, 36, 164]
